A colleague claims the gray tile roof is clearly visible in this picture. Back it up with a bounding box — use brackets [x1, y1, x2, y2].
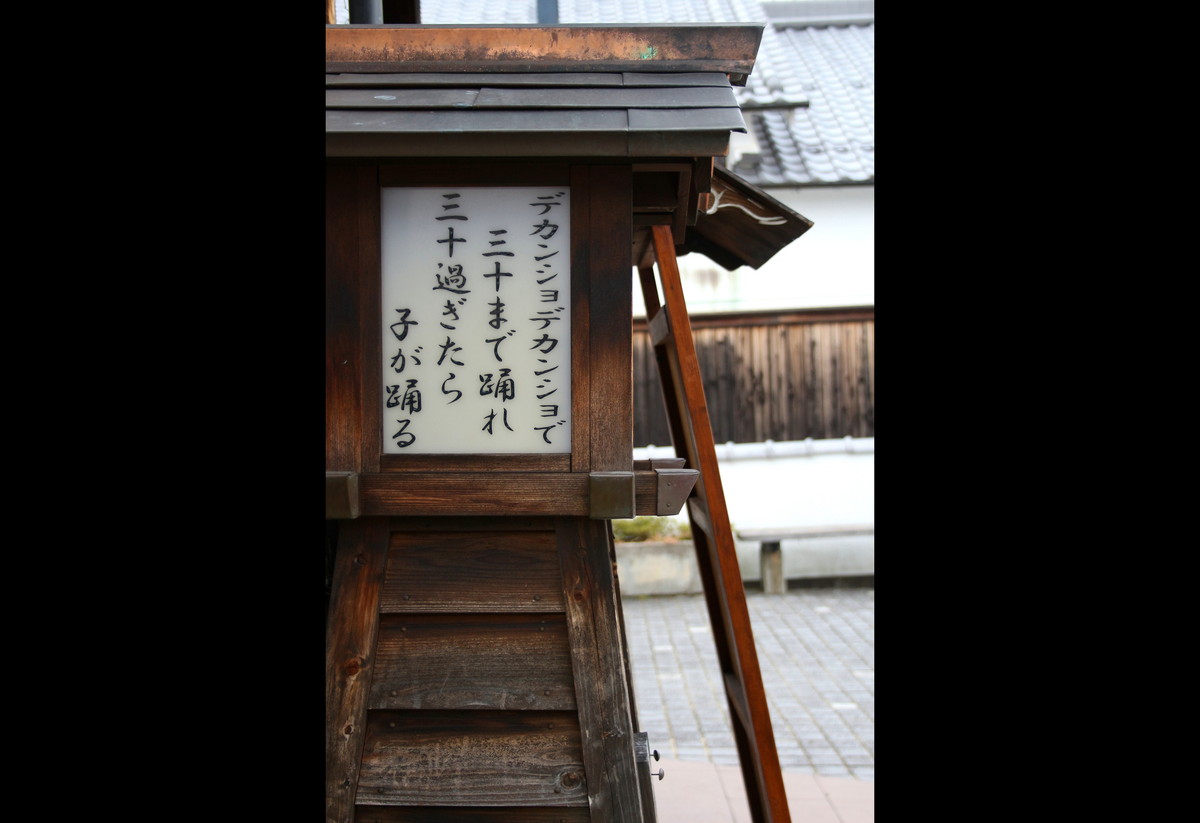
[417, 0, 874, 187]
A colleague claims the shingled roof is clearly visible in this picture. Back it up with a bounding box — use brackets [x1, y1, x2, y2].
[325, 25, 760, 158]
[326, 22, 812, 268]
[414, 0, 875, 187]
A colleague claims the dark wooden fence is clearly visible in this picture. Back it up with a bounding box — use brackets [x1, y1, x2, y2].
[633, 306, 874, 447]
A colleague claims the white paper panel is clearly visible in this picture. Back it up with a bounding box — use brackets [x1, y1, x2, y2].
[381, 187, 571, 454]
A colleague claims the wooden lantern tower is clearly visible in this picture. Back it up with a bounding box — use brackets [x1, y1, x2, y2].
[326, 24, 812, 823]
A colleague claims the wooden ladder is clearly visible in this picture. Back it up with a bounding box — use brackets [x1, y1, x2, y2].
[636, 223, 792, 823]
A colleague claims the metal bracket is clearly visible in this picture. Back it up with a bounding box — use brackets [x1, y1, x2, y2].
[325, 471, 360, 519]
[589, 471, 634, 519]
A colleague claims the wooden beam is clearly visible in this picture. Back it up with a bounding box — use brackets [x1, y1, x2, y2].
[326, 518, 391, 823]
[357, 469, 695, 517]
[556, 518, 646, 821]
[587, 165, 634, 475]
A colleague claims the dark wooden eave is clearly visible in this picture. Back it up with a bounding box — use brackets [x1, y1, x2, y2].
[682, 164, 814, 270]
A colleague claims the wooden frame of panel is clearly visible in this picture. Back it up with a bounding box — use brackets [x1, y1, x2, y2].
[327, 160, 634, 516]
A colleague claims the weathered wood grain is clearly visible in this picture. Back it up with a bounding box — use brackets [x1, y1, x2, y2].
[382, 528, 565, 613]
[361, 472, 591, 517]
[369, 614, 576, 711]
[354, 805, 590, 822]
[556, 518, 647, 822]
[328, 164, 381, 474]
[328, 518, 393, 823]
[587, 165, 633, 475]
[356, 710, 588, 807]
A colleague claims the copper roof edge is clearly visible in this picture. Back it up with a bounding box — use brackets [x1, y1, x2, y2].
[326, 25, 763, 83]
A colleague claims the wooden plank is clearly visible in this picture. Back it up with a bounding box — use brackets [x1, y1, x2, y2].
[784, 324, 803, 440]
[587, 165, 633, 474]
[819, 323, 835, 440]
[864, 320, 874, 435]
[557, 518, 647, 822]
[368, 614, 576, 711]
[379, 454, 570, 473]
[751, 325, 768, 442]
[327, 518, 393, 823]
[839, 322, 857, 437]
[360, 472, 590, 517]
[356, 710, 588, 807]
[360, 471, 679, 517]
[802, 323, 820, 441]
[770, 325, 788, 441]
[827, 323, 842, 439]
[383, 528, 565, 613]
[354, 808, 590, 822]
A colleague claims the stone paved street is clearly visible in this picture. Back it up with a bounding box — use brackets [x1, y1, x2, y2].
[621, 587, 875, 782]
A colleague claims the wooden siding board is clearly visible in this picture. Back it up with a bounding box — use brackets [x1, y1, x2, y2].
[356, 710, 588, 807]
[770, 324, 788, 441]
[382, 528, 566, 613]
[368, 614, 576, 711]
[630, 313, 874, 446]
[864, 320, 875, 434]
